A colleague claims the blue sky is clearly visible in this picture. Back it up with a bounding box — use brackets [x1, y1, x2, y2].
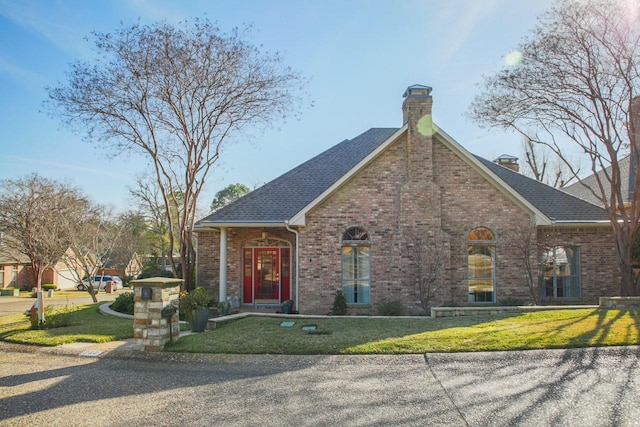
[0, 0, 553, 214]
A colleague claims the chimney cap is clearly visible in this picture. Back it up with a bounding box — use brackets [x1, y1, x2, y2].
[403, 84, 432, 98]
[494, 154, 519, 164]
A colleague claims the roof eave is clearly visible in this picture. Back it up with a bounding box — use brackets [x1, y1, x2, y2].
[194, 221, 289, 231]
[548, 220, 612, 227]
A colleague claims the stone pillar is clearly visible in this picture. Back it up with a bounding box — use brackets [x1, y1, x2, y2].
[131, 277, 182, 351]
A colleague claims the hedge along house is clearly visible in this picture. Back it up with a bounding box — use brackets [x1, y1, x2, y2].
[195, 85, 618, 315]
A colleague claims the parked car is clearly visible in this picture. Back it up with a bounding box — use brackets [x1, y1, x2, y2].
[77, 275, 123, 291]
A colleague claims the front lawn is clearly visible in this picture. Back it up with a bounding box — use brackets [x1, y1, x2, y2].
[0, 303, 134, 346]
[166, 309, 640, 354]
[1, 306, 639, 353]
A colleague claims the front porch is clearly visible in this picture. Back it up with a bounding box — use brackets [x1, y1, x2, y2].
[196, 225, 299, 311]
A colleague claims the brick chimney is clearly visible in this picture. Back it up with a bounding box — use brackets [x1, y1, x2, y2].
[494, 154, 520, 173]
[402, 84, 434, 180]
[399, 84, 441, 229]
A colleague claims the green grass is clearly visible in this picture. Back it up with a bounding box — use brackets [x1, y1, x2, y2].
[0, 303, 133, 346]
[2, 306, 639, 353]
[166, 309, 640, 354]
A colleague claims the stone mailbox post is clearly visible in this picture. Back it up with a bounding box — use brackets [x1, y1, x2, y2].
[131, 277, 182, 351]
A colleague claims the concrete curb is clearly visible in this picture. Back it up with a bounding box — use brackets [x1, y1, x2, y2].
[99, 302, 133, 319]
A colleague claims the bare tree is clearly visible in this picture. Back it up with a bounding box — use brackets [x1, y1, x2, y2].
[469, 0, 640, 295]
[505, 224, 539, 304]
[45, 20, 306, 290]
[404, 230, 448, 313]
[0, 175, 86, 291]
[521, 135, 573, 188]
[129, 175, 173, 273]
[59, 207, 122, 303]
[111, 210, 154, 280]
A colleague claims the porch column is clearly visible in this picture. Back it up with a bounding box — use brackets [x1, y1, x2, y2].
[219, 227, 228, 303]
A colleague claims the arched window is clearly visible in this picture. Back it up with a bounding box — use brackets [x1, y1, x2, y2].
[467, 227, 495, 303]
[341, 227, 370, 304]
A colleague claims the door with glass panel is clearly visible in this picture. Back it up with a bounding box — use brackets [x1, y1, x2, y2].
[254, 248, 279, 304]
[243, 246, 291, 305]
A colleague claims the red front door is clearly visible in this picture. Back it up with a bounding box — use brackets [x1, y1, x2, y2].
[243, 247, 291, 305]
[255, 248, 279, 304]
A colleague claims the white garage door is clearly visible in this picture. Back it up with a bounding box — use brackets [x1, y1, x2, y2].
[56, 269, 78, 290]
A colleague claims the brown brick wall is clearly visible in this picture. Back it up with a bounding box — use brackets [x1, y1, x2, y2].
[196, 89, 622, 316]
[196, 131, 621, 314]
[537, 226, 619, 303]
[298, 133, 541, 314]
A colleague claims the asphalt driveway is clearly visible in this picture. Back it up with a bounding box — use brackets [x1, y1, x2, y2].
[0, 344, 638, 426]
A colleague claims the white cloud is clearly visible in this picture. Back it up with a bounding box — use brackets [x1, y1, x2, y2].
[5, 155, 122, 179]
[0, 1, 96, 59]
[0, 56, 47, 91]
[434, 0, 504, 65]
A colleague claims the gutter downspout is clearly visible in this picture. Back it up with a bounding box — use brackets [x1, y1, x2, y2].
[285, 220, 300, 313]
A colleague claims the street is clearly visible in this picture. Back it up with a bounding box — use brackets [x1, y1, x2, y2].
[0, 344, 639, 426]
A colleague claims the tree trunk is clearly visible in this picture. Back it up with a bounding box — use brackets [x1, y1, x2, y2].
[89, 286, 98, 303]
[614, 222, 639, 296]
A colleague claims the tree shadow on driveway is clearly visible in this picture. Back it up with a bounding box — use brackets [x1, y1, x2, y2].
[426, 345, 640, 426]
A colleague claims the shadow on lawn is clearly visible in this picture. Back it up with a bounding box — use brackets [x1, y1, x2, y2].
[565, 308, 640, 348]
[167, 313, 524, 355]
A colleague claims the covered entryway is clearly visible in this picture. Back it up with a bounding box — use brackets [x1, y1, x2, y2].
[243, 239, 291, 305]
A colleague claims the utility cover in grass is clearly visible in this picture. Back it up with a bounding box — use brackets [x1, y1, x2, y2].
[280, 321, 295, 328]
[302, 325, 317, 331]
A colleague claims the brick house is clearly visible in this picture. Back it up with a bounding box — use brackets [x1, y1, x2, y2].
[0, 235, 93, 290]
[195, 85, 619, 315]
[0, 245, 83, 290]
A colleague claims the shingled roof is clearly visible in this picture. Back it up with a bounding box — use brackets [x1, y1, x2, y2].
[198, 128, 399, 224]
[563, 155, 630, 206]
[476, 156, 610, 222]
[197, 127, 610, 227]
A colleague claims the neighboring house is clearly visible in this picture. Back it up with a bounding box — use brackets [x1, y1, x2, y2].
[195, 85, 619, 315]
[0, 245, 31, 289]
[99, 252, 143, 279]
[0, 245, 84, 290]
[124, 252, 143, 278]
[563, 155, 632, 207]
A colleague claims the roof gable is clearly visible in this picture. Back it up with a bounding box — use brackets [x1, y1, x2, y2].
[197, 128, 400, 226]
[197, 125, 610, 229]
